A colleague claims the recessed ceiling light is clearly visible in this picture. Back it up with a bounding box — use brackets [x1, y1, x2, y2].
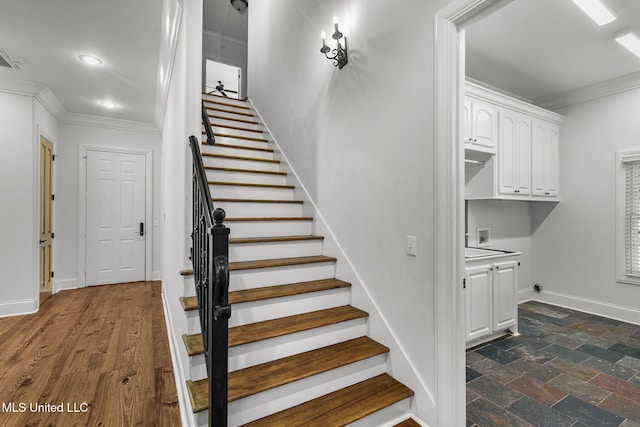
[571, 0, 616, 26]
[79, 54, 103, 66]
[99, 100, 118, 109]
[615, 30, 640, 59]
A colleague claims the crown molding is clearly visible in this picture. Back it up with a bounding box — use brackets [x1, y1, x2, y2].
[534, 71, 640, 111]
[0, 76, 159, 134]
[203, 29, 248, 47]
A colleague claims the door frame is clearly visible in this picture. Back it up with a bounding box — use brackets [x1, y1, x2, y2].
[77, 145, 154, 287]
[433, 0, 513, 425]
[36, 127, 56, 301]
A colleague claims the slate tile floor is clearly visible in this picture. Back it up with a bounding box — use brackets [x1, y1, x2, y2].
[466, 301, 640, 427]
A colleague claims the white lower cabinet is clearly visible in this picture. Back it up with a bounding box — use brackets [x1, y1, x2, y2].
[465, 256, 519, 347]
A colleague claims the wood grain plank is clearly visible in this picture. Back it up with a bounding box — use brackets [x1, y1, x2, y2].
[205, 166, 287, 176]
[209, 181, 294, 190]
[201, 152, 280, 164]
[230, 255, 336, 271]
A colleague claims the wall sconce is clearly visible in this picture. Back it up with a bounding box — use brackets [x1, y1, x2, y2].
[320, 17, 348, 69]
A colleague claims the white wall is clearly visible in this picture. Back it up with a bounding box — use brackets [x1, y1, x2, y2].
[55, 122, 162, 290]
[202, 31, 247, 98]
[247, 0, 457, 423]
[0, 93, 38, 315]
[531, 87, 640, 322]
[467, 200, 533, 290]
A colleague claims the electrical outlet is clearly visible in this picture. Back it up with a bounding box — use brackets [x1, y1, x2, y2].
[406, 236, 417, 256]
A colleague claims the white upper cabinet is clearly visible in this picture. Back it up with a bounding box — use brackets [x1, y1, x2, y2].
[464, 81, 562, 201]
[532, 119, 560, 197]
[465, 96, 498, 153]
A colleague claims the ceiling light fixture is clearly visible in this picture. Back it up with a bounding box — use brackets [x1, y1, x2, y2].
[79, 54, 103, 66]
[615, 30, 640, 59]
[230, 0, 247, 12]
[570, 0, 616, 26]
[99, 100, 118, 109]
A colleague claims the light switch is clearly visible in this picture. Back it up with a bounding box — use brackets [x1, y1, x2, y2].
[406, 236, 417, 256]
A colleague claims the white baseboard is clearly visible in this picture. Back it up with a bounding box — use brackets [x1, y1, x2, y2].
[520, 288, 640, 326]
[517, 288, 536, 303]
[0, 297, 38, 318]
[53, 278, 78, 294]
[152, 270, 162, 281]
[161, 287, 193, 427]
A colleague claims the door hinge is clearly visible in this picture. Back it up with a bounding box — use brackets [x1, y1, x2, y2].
[51, 233, 55, 239]
[51, 271, 54, 278]
[463, 278, 466, 289]
[52, 154, 56, 161]
[51, 194, 55, 201]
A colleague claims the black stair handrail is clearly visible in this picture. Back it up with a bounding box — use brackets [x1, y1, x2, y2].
[202, 101, 216, 145]
[189, 135, 230, 426]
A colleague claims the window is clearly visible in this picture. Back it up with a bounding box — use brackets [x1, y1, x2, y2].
[616, 149, 640, 285]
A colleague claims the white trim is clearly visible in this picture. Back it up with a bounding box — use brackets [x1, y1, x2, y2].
[161, 287, 193, 427]
[61, 113, 160, 134]
[203, 29, 248, 47]
[53, 278, 78, 294]
[152, 270, 162, 281]
[529, 290, 640, 326]
[155, 0, 184, 129]
[615, 149, 640, 286]
[77, 145, 154, 287]
[517, 287, 536, 303]
[0, 297, 38, 318]
[433, 1, 515, 425]
[249, 98, 435, 418]
[535, 70, 640, 111]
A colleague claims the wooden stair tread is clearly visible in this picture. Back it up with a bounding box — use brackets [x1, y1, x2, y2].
[182, 334, 202, 356]
[230, 255, 336, 271]
[186, 337, 389, 412]
[206, 132, 268, 143]
[209, 114, 258, 125]
[203, 98, 251, 110]
[211, 123, 263, 134]
[179, 296, 198, 311]
[207, 142, 272, 152]
[205, 166, 287, 176]
[205, 106, 255, 117]
[179, 278, 350, 311]
[225, 216, 313, 222]
[230, 305, 367, 347]
[241, 374, 414, 426]
[202, 152, 280, 164]
[209, 181, 294, 190]
[394, 418, 422, 427]
[230, 235, 323, 244]
[212, 198, 303, 204]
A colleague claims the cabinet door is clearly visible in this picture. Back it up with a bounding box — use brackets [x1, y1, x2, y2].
[498, 111, 517, 194]
[471, 99, 498, 152]
[515, 117, 531, 194]
[492, 260, 518, 331]
[464, 97, 472, 144]
[465, 264, 493, 342]
[532, 120, 560, 197]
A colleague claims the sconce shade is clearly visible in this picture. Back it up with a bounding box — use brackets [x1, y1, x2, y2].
[231, 0, 248, 12]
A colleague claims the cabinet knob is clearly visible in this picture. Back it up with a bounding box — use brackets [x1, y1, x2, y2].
[473, 139, 477, 142]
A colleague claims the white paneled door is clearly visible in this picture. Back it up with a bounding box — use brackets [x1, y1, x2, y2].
[86, 150, 146, 286]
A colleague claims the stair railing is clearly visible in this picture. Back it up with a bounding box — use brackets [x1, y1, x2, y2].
[202, 101, 216, 145]
[189, 134, 230, 426]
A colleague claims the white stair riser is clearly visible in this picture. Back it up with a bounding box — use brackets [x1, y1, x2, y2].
[210, 185, 294, 200]
[211, 126, 264, 139]
[216, 201, 302, 217]
[231, 263, 335, 290]
[228, 354, 388, 426]
[227, 220, 312, 238]
[229, 288, 350, 328]
[186, 310, 201, 335]
[203, 156, 280, 172]
[203, 135, 268, 150]
[229, 319, 367, 372]
[204, 101, 251, 115]
[230, 239, 323, 262]
[205, 108, 255, 122]
[190, 354, 206, 381]
[210, 117, 259, 130]
[207, 169, 287, 186]
[205, 145, 273, 160]
[202, 95, 248, 108]
[350, 399, 414, 427]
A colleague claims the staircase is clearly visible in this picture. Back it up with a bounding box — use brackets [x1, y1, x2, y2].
[181, 93, 415, 426]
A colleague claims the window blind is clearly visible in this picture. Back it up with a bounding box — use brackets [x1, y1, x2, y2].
[625, 160, 640, 277]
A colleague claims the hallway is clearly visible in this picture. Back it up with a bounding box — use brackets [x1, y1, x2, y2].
[0, 281, 180, 426]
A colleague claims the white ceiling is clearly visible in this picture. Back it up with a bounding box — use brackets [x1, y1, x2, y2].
[0, 0, 163, 124]
[465, 0, 640, 105]
[203, 0, 248, 42]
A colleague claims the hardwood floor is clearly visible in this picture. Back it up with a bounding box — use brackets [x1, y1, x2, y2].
[0, 281, 180, 426]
